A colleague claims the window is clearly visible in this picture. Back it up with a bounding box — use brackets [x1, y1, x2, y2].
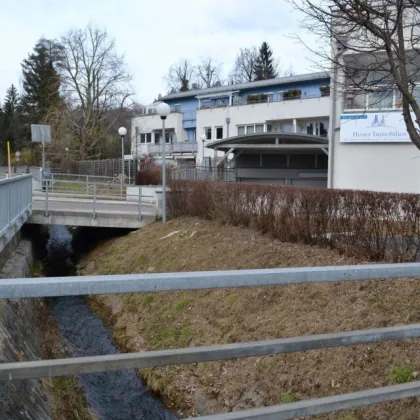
[266, 124, 273, 133]
[255, 124, 264, 133]
[146, 133, 152, 143]
[306, 122, 328, 137]
[246, 125, 255, 134]
[172, 104, 181, 112]
[155, 133, 160, 144]
[216, 127, 223, 139]
[368, 90, 393, 110]
[204, 127, 212, 140]
[140, 134, 146, 143]
[345, 93, 366, 110]
[238, 126, 246, 136]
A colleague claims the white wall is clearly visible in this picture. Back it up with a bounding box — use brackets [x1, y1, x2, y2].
[333, 141, 420, 193]
[131, 112, 184, 156]
[196, 97, 330, 164]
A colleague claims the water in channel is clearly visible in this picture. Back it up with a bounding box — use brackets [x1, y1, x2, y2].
[44, 225, 177, 420]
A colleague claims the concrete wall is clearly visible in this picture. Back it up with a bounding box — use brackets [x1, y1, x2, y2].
[0, 239, 52, 420]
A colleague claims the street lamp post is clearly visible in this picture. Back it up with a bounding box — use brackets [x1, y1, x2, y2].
[118, 127, 127, 194]
[65, 147, 69, 173]
[156, 102, 171, 223]
[201, 133, 206, 167]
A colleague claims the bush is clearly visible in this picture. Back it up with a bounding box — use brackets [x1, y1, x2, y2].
[136, 166, 172, 185]
[168, 180, 420, 262]
[246, 94, 269, 103]
[283, 89, 302, 99]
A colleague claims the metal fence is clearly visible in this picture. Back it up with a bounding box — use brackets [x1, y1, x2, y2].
[39, 173, 145, 220]
[0, 175, 32, 252]
[2, 263, 420, 419]
[172, 165, 236, 182]
[72, 159, 137, 184]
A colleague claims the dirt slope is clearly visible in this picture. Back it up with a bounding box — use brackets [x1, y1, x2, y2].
[80, 217, 420, 419]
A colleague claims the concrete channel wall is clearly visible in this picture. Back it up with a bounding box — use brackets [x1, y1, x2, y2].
[0, 239, 52, 420]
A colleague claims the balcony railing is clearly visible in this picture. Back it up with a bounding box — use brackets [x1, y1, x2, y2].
[199, 92, 330, 110]
[144, 142, 198, 156]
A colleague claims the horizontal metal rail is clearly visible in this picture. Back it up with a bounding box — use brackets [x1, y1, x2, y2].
[194, 380, 420, 420]
[2, 263, 420, 299]
[0, 324, 419, 380]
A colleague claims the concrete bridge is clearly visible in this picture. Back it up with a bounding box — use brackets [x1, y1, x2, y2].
[0, 174, 159, 252]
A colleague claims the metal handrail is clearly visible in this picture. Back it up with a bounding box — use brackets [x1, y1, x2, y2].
[2, 262, 420, 418]
[0, 175, 32, 251]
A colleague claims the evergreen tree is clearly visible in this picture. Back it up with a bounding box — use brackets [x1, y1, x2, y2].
[253, 42, 278, 81]
[1, 84, 22, 153]
[21, 39, 61, 122]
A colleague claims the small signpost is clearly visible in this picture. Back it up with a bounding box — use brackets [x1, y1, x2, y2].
[31, 125, 51, 169]
[14, 151, 20, 174]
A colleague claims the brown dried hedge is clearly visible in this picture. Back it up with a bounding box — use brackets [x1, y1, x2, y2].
[168, 180, 420, 262]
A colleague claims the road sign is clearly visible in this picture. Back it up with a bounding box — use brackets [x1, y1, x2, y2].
[15, 151, 20, 161]
[31, 125, 51, 144]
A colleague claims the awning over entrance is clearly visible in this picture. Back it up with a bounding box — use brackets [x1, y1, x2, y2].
[206, 132, 329, 188]
[206, 132, 328, 152]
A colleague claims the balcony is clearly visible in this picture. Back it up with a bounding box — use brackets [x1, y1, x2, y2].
[143, 142, 198, 156]
[198, 89, 330, 110]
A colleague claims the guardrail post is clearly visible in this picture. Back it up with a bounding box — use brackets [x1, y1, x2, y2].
[138, 186, 142, 221]
[92, 183, 97, 219]
[86, 175, 89, 195]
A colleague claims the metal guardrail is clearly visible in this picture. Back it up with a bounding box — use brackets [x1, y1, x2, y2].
[2, 263, 420, 418]
[0, 175, 32, 252]
[146, 142, 198, 156]
[40, 177, 144, 221]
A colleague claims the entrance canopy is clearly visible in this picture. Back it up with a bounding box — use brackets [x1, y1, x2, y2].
[206, 132, 328, 153]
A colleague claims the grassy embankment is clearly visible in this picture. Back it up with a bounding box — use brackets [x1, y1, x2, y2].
[80, 217, 420, 419]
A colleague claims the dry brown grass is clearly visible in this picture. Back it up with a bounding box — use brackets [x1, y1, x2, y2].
[80, 217, 420, 419]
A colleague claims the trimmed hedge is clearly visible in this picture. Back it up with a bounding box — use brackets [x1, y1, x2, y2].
[168, 181, 420, 262]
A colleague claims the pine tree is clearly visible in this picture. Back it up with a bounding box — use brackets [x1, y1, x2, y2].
[253, 42, 278, 81]
[21, 39, 61, 122]
[1, 84, 22, 153]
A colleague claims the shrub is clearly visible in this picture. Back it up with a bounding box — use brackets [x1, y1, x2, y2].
[167, 180, 420, 262]
[283, 89, 302, 99]
[246, 94, 269, 103]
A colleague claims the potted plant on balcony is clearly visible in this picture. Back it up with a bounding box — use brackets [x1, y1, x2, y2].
[283, 89, 302, 100]
[246, 93, 268, 104]
[320, 86, 330, 96]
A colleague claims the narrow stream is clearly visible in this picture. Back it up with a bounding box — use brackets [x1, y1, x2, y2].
[44, 225, 177, 420]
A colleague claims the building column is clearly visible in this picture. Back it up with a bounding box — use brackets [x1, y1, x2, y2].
[293, 119, 297, 133]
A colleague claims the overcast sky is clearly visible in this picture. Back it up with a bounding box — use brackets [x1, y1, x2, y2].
[0, 0, 319, 105]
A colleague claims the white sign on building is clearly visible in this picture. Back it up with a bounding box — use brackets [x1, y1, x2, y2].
[340, 112, 412, 143]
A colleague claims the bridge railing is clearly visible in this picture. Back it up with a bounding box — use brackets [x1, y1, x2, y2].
[0, 175, 32, 252]
[2, 263, 420, 419]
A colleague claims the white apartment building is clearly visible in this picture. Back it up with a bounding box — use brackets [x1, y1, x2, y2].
[131, 72, 331, 186]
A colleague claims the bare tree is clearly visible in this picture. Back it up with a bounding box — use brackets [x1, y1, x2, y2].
[283, 65, 295, 77]
[291, 0, 420, 149]
[165, 59, 196, 93]
[229, 47, 258, 84]
[56, 25, 133, 159]
[196, 58, 223, 88]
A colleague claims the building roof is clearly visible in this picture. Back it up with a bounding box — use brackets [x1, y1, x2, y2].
[162, 71, 329, 101]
